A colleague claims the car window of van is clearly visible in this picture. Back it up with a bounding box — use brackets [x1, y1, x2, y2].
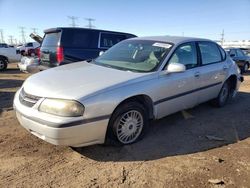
[100, 33, 126, 48]
[61, 30, 96, 48]
[42, 32, 61, 47]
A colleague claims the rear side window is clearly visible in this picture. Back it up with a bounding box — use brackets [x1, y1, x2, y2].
[61, 30, 96, 48]
[100, 33, 127, 48]
[198, 42, 222, 65]
[42, 32, 61, 47]
[219, 46, 226, 60]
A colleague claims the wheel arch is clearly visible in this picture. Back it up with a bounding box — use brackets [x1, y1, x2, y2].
[226, 74, 238, 91]
[111, 94, 155, 120]
[0, 55, 8, 61]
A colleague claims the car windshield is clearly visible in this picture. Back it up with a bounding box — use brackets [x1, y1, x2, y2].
[94, 40, 172, 72]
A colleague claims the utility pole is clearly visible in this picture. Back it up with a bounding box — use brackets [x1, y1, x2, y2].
[0, 29, 4, 43]
[221, 29, 225, 46]
[31, 27, 38, 34]
[85, 18, 95, 29]
[8, 35, 14, 45]
[14, 38, 17, 45]
[68, 16, 79, 27]
[19, 26, 26, 44]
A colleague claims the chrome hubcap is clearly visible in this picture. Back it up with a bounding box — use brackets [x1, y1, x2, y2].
[116, 110, 143, 144]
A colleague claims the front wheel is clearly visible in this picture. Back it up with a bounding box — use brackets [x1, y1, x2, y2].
[0, 57, 8, 71]
[107, 101, 148, 145]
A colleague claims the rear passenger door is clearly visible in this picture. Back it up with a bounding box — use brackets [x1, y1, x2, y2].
[156, 42, 199, 119]
[195, 41, 227, 104]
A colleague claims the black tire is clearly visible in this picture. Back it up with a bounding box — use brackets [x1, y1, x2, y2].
[212, 81, 230, 107]
[242, 63, 249, 73]
[106, 101, 149, 146]
[0, 57, 8, 71]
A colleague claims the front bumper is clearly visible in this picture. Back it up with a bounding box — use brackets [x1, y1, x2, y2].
[14, 90, 109, 147]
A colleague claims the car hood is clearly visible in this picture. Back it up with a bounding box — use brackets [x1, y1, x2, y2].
[23, 62, 153, 100]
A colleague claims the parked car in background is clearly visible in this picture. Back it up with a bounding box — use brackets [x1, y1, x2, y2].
[18, 56, 40, 73]
[225, 47, 250, 73]
[39, 27, 136, 70]
[0, 45, 21, 71]
[17, 42, 40, 56]
[18, 33, 42, 73]
[240, 48, 250, 56]
[0, 43, 9, 48]
[14, 36, 243, 147]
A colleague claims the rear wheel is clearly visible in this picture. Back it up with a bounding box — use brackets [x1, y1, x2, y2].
[243, 63, 249, 73]
[107, 101, 148, 145]
[0, 57, 8, 71]
[212, 81, 230, 107]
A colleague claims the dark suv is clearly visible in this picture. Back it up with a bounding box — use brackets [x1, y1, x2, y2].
[39, 27, 136, 70]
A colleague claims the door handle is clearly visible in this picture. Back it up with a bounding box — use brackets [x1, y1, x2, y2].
[194, 72, 200, 78]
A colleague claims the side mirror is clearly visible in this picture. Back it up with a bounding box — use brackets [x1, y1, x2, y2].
[99, 51, 104, 56]
[230, 54, 235, 57]
[167, 63, 186, 73]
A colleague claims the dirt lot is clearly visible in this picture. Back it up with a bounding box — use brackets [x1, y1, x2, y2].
[0, 63, 249, 188]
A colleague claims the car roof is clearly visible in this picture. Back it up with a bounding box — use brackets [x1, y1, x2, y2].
[44, 27, 137, 37]
[129, 36, 213, 45]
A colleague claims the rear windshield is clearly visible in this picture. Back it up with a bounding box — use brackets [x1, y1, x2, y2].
[42, 32, 61, 47]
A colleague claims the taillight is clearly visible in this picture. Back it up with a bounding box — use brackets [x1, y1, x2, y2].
[56, 46, 64, 64]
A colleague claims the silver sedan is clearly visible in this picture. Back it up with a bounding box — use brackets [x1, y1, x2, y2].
[13, 36, 243, 147]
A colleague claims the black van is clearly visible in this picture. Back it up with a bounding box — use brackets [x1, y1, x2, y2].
[39, 27, 136, 70]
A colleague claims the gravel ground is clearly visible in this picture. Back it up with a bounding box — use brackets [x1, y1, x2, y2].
[0, 63, 249, 188]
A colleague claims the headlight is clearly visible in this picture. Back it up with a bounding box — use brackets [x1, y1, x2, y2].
[39, 98, 84, 117]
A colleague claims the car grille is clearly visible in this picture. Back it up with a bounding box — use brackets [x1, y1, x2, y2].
[19, 88, 42, 107]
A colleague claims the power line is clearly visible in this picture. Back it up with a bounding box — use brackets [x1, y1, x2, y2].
[68, 16, 79, 27]
[85, 18, 96, 29]
[220, 29, 225, 45]
[19, 26, 26, 44]
[8, 35, 14, 45]
[31, 27, 38, 34]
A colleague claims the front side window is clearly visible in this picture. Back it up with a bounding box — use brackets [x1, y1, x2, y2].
[100, 33, 126, 48]
[168, 43, 197, 69]
[198, 42, 222, 65]
[94, 40, 172, 72]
